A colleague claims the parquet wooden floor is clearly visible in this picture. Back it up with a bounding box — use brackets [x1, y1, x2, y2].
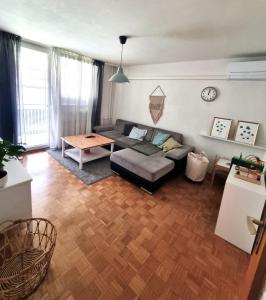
[23, 151, 249, 300]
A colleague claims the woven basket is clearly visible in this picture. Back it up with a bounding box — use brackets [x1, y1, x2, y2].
[0, 218, 57, 300]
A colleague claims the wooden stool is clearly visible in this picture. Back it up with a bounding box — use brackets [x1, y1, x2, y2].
[211, 156, 231, 184]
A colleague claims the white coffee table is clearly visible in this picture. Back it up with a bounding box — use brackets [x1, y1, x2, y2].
[61, 134, 114, 169]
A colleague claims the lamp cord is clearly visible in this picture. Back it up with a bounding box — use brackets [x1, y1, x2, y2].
[120, 44, 124, 67]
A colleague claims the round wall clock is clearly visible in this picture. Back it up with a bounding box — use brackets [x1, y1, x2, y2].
[201, 87, 217, 102]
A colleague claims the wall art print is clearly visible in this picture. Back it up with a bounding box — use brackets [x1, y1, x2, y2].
[210, 117, 232, 140]
[149, 85, 166, 124]
[234, 121, 259, 145]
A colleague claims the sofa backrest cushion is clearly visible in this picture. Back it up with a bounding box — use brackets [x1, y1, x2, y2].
[115, 119, 135, 133]
[152, 128, 183, 144]
[136, 124, 154, 141]
[123, 124, 135, 136]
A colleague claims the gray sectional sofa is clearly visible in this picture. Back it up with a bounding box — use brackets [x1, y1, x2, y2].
[93, 119, 194, 193]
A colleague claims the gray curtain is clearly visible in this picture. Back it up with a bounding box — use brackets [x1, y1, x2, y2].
[91, 60, 104, 129]
[0, 31, 21, 143]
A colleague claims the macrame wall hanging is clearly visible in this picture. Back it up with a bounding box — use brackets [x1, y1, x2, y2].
[149, 85, 166, 124]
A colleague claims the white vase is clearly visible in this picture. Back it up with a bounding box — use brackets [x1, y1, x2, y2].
[0, 171, 8, 188]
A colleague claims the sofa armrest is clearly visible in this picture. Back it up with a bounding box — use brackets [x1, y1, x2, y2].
[165, 144, 194, 161]
[93, 124, 114, 133]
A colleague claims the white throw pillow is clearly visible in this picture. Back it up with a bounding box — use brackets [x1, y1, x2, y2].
[128, 127, 147, 141]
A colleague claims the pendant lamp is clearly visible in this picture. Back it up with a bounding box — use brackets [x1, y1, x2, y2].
[109, 36, 129, 83]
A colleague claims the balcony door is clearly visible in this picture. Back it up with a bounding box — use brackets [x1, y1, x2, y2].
[20, 44, 49, 149]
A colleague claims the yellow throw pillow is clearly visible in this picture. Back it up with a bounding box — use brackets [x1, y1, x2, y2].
[159, 137, 182, 152]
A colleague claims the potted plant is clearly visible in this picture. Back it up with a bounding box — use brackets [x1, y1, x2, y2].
[0, 139, 25, 188]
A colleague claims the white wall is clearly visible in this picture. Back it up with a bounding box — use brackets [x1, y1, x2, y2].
[112, 59, 266, 163]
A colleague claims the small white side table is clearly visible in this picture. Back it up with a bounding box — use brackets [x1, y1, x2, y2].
[0, 159, 32, 223]
[215, 165, 266, 253]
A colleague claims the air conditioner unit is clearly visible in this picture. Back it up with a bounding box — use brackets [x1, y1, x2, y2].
[228, 61, 266, 80]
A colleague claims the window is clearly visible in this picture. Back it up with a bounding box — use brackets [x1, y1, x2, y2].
[60, 56, 93, 105]
[20, 45, 49, 148]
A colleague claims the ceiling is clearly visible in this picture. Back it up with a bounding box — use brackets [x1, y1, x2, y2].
[0, 0, 266, 65]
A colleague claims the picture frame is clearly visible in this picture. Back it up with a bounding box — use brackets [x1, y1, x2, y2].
[210, 117, 232, 140]
[234, 120, 259, 145]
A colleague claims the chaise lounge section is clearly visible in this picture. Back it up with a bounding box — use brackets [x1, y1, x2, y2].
[110, 148, 175, 193]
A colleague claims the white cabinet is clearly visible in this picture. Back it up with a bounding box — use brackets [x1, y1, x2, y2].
[0, 159, 32, 223]
[215, 165, 266, 253]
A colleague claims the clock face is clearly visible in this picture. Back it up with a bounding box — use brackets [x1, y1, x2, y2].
[201, 87, 217, 102]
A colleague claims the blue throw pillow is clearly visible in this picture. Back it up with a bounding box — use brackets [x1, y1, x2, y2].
[152, 132, 171, 146]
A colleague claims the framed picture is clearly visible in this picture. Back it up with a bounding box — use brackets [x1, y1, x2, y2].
[210, 117, 232, 140]
[234, 121, 259, 145]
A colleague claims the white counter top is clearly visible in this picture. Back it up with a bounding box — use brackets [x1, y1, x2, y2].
[1, 159, 32, 191]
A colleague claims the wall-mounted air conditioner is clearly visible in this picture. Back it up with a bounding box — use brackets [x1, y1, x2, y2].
[228, 61, 266, 80]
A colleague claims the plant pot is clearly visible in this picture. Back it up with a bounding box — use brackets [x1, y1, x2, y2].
[0, 171, 8, 188]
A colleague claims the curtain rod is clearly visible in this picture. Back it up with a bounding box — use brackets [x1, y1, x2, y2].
[22, 38, 101, 63]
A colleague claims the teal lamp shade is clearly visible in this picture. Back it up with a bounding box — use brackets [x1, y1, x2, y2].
[109, 67, 129, 83]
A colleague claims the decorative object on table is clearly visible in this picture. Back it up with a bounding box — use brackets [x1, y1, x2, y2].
[0, 218, 57, 299]
[234, 120, 259, 145]
[235, 165, 261, 185]
[201, 86, 218, 102]
[231, 154, 265, 173]
[0, 139, 25, 188]
[232, 154, 265, 184]
[210, 117, 232, 140]
[149, 85, 166, 124]
[211, 155, 231, 185]
[185, 152, 209, 182]
[109, 36, 129, 83]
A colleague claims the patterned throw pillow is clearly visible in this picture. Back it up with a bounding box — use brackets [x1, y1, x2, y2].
[159, 137, 182, 152]
[128, 127, 147, 141]
[152, 132, 170, 146]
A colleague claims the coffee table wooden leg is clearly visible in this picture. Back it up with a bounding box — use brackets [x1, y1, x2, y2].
[79, 149, 83, 169]
[62, 139, 65, 157]
[111, 143, 114, 153]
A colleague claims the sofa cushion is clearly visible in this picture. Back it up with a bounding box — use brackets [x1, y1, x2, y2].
[93, 124, 114, 133]
[165, 144, 194, 160]
[99, 130, 123, 140]
[159, 137, 182, 152]
[110, 148, 174, 182]
[128, 127, 147, 141]
[136, 124, 154, 141]
[152, 131, 170, 146]
[123, 124, 135, 136]
[115, 136, 140, 148]
[131, 141, 161, 156]
[152, 128, 183, 144]
[115, 119, 135, 133]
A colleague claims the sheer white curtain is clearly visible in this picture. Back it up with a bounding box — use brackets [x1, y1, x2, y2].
[49, 48, 94, 149]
